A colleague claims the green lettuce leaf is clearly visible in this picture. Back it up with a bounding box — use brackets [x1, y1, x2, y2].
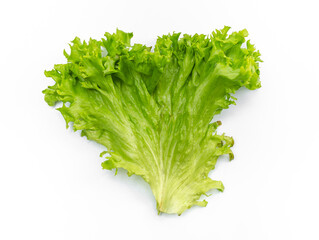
[43, 27, 261, 215]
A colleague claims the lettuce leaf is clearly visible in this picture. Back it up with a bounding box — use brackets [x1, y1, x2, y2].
[43, 27, 261, 215]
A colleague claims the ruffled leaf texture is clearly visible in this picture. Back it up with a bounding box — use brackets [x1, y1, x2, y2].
[43, 27, 261, 215]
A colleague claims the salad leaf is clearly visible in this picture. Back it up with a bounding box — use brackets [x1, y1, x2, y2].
[43, 27, 261, 215]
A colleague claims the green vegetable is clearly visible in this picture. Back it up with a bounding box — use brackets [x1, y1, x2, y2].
[43, 27, 261, 215]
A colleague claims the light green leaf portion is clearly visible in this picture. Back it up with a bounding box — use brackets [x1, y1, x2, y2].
[43, 27, 261, 215]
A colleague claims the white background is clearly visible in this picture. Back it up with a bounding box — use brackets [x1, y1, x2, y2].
[1, 0, 318, 239]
